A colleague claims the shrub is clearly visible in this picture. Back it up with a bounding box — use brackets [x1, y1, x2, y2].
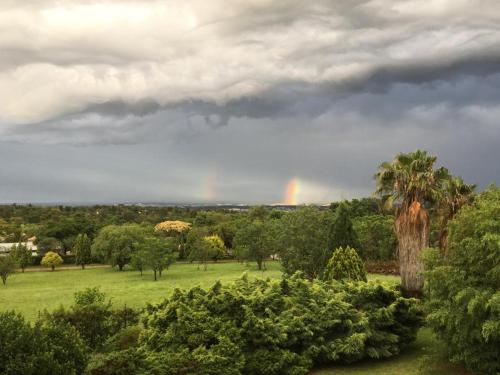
[46, 288, 140, 350]
[139, 274, 423, 375]
[41, 251, 63, 271]
[424, 186, 500, 374]
[323, 246, 367, 282]
[85, 349, 144, 375]
[0, 311, 87, 375]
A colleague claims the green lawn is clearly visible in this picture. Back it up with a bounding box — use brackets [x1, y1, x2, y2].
[0, 261, 283, 320]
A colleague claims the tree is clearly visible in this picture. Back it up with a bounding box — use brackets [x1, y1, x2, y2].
[130, 249, 149, 276]
[0, 311, 88, 375]
[233, 220, 273, 270]
[375, 150, 448, 296]
[138, 236, 176, 281]
[154, 220, 191, 235]
[204, 235, 226, 262]
[353, 215, 397, 261]
[36, 237, 61, 257]
[424, 186, 500, 374]
[437, 175, 475, 252]
[91, 224, 147, 271]
[73, 233, 92, 269]
[187, 228, 216, 271]
[10, 243, 32, 272]
[327, 202, 360, 253]
[278, 206, 330, 280]
[0, 255, 17, 285]
[154, 220, 191, 259]
[41, 251, 63, 271]
[323, 246, 367, 282]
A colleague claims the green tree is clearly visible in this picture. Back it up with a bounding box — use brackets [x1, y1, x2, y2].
[353, 214, 397, 260]
[0, 311, 88, 375]
[375, 150, 448, 296]
[327, 202, 360, 253]
[138, 236, 176, 281]
[278, 206, 329, 280]
[436, 175, 475, 252]
[233, 219, 274, 270]
[73, 233, 92, 269]
[36, 237, 61, 256]
[187, 228, 216, 271]
[204, 234, 226, 262]
[0, 255, 17, 285]
[323, 246, 367, 282]
[130, 249, 148, 276]
[424, 186, 500, 374]
[41, 251, 63, 271]
[91, 224, 147, 271]
[10, 243, 32, 272]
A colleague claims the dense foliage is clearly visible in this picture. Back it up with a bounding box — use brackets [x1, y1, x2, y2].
[45, 287, 140, 350]
[139, 274, 423, 375]
[324, 246, 367, 282]
[353, 215, 397, 261]
[327, 202, 359, 252]
[424, 186, 500, 374]
[41, 251, 63, 271]
[278, 206, 330, 279]
[0, 311, 87, 375]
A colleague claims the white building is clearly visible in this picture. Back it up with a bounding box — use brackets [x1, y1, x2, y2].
[0, 241, 38, 256]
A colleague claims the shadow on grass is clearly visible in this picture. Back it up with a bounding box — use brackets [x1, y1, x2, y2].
[310, 328, 474, 375]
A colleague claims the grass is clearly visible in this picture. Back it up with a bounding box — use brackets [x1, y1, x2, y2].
[311, 327, 473, 375]
[0, 261, 281, 320]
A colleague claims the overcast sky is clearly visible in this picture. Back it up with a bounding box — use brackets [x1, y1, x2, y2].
[0, 0, 499, 204]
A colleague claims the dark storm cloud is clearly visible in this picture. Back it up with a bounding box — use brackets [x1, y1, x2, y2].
[0, 0, 499, 203]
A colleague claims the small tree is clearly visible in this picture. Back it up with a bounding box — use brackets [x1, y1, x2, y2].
[187, 230, 216, 271]
[233, 220, 274, 270]
[10, 243, 32, 272]
[327, 202, 360, 253]
[41, 251, 63, 271]
[138, 236, 177, 281]
[130, 249, 149, 276]
[0, 255, 17, 285]
[324, 246, 367, 282]
[73, 233, 92, 269]
[204, 235, 226, 262]
[91, 224, 147, 271]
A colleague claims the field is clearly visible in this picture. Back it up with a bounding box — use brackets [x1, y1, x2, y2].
[0, 261, 398, 320]
[0, 263, 470, 375]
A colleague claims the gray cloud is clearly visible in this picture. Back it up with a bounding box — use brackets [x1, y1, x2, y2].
[0, 0, 499, 203]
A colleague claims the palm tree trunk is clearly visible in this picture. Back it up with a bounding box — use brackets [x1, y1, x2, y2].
[395, 201, 429, 297]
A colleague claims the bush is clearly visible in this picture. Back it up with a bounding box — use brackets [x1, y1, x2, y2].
[424, 186, 500, 374]
[323, 246, 367, 282]
[46, 287, 140, 350]
[41, 251, 63, 271]
[85, 349, 144, 375]
[139, 274, 423, 375]
[0, 311, 88, 375]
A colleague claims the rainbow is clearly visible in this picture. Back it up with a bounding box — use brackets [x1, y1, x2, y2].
[284, 177, 299, 205]
[203, 169, 217, 202]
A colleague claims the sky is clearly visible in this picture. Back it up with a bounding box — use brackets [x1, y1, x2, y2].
[0, 0, 499, 204]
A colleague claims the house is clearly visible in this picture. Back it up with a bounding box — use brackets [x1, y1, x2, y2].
[0, 241, 38, 256]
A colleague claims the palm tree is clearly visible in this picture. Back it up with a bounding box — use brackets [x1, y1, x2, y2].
[437, 175, 475, 252]
[375, 150, 447, 297]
